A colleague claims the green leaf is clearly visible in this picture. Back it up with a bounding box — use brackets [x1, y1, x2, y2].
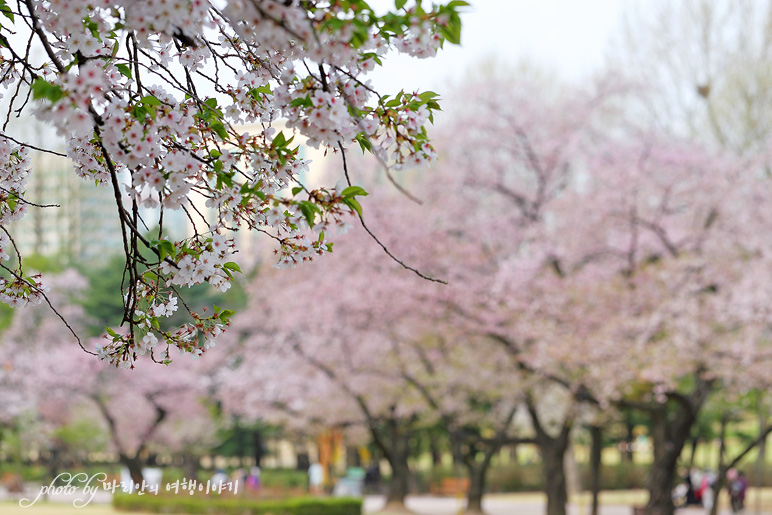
[116, 64, 132, 79]
[210, 121, 228, 140]
[291, 186, 303, 196]
[298, 200, 319, 227]
[140, 95, 161, 107]
[148, 239, 176, 260]
[222, 262, 241, 274]
[249, 85, 272, 99]
[342, 197, 363, 217]
[273, 131, 287, 148]
[131, 104, 149, 122]
[0, 0, 14, 22]
[341, 186, 369, 198]
[289, 96, 313, 109]
[395, 0, 407, 9]
[216, 169, 234, 189]
[31, 78, 64, 103]
[355, 133, 373, 153]
[85, 19, 100, 39]
[105, 327, 117, 337]
[439, 16, 463, 45]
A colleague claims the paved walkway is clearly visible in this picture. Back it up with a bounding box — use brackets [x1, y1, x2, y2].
[363, 495, 772, 515]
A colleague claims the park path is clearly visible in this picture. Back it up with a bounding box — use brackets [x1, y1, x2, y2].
[363, 495, 772, 515]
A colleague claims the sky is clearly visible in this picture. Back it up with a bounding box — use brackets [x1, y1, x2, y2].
[368, 0, 629, 95]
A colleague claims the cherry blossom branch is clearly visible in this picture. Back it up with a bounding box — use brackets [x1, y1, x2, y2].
[338, 145, 446, 284]
[0, 262, 91, 354]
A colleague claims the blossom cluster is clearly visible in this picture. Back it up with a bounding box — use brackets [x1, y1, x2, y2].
[160, 233, 236, 293]
[0, 139, 48, 308]
[0, 139, 30, 226]
[0, 0, 466, 367]
[0, 272, 48, 308]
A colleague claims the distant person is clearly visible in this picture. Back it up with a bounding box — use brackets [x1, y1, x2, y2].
[730, 470, 748, 513]
[211, 469, 229, 491]
[308, 462, 324, 495]
[364, 463, 381, 492]
[700, 469, 716, 510]
[683, 468, 698, 505]
[246, 466, 261, 492]
[691, 468, 703, 505]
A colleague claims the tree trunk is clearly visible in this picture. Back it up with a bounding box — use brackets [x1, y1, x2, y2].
[465, 463, 487, 514]
[589, 425, 602, 515]
[120, 453, 145, 488]
[430, 439, 442, 467]
[462, 443, 499, 515]
[384, 445, 410, 508]
[234, 421, 244, 467]
[644, 382, 710, 515]
[182, 451, 198, 482]
[755, 396, 768, 515]
[645, 409, 680, 515]
[624, 412, 635, 462]
[527, 399, 572, 515]
[48, 444, 61, 484]
[541, 441, 569, 515]
[708, 415, 729, 515]
[374, 423, 412, 511]
[253, 429, 263, 468]
[687, 436, 699, 469]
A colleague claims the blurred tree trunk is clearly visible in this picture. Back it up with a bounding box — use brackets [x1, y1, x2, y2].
[643, 378, 711, 515]
[253, 429, 263, 468]
[120, 453, 145, 487]
[755, 395, 768, 515]
[589, 425, 603, 515]
[527, 398, 572, 515]
[624, 412, 635, 462]
[182, 452, 197, 482]
[687, 436, 699, 469]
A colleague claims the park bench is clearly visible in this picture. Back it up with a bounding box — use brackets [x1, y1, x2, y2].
[430, 477, 470, 496]
[0, 472, 24, 493]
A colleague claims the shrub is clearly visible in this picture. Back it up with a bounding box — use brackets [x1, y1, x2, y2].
[261, 468, 308, 490]
[113, 493, 361, 515]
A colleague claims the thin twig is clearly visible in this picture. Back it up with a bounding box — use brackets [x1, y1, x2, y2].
[0, 133, 66, 157]
[0, 263, 93, 354]
[356, 215, 445, 284]
[337, 145, 445, 283]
